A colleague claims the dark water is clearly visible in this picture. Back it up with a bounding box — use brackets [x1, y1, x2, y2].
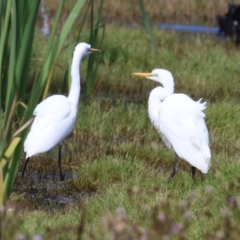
[13, 163, 93, 212]
[156, 23, 219, 34]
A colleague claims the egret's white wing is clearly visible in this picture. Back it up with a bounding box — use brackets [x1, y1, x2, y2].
[28, 95, 72, 134]
[33, 95, 71, 119]
[24, 95, 77, 157]
[158, 94, 211, 173]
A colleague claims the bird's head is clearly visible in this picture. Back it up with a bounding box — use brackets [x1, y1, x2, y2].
[133, 68, 174, 88]
[75, 42, 101, 57]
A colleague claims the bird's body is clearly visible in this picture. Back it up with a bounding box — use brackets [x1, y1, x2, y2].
[133, 69, 211, 178]
[23, 43, 100, 180]
[24, 95, 77, 158]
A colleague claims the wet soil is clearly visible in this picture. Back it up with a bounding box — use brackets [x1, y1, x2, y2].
[12, 158, 94, 212]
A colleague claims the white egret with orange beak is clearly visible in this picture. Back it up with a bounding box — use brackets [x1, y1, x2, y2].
[133, 69, 211, 180]
[22, 43, 101, 181]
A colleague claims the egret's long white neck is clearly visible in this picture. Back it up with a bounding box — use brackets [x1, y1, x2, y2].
[148, 87, 164, 116]
[148, 84, 174, 128]
[68, 48, 84, 108]
[149, 79, 174, 102]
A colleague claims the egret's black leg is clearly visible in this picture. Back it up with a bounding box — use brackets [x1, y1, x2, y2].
[58, 144, 65, 181]
[191, 166, 196, 179]
[200, 174, 205, 183]
[167, 153, 179, 181]
[22, 158, 30, 178]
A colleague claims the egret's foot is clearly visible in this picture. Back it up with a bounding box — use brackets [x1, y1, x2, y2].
[191, 166, 196, 179]
[60, 173, 65, 181]
[22, 158, 30, 178]
[167, 164, 180, 182]
[167, 174, 175, 183]
[58, 144, 65, 181]
[167, 167, 178, 182]
[200, 174, 205, 183]
[167, 153, 180, 182]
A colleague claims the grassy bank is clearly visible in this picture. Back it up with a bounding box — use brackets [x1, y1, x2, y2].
[6, 25, 240, 239]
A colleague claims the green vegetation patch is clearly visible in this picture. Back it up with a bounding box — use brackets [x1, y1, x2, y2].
[5, 25, 240, 239]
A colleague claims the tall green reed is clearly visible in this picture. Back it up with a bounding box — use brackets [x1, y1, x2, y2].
[137, 0, 157, 53]
[78, 0, 155, 101]
[0, 0, 87, 205]
[80, 0, 105, 101]
[0, 0, 41, 205]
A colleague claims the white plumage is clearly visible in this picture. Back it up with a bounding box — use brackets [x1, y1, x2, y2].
[133, 69, 211, 179]
[24, 95, 76, 158]
[23, 43, 100, 180]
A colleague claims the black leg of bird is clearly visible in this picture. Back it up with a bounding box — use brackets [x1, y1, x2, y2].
[58, 144, 65, 181]
[200, 174, 205, 183]
[167, 153, 179, 181]
[191, 166, 196, 179]
[22, 157, 30, 178]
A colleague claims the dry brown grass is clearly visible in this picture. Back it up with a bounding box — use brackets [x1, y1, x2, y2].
[42, 0, 234, 26]
[101, 0, 229, 25]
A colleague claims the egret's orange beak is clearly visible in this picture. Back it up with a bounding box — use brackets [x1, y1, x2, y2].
[132, 72, 153, 78]
[90, 48, 101, 52]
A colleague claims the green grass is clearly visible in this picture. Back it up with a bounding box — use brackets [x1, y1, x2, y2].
[5, 25, 240, 239]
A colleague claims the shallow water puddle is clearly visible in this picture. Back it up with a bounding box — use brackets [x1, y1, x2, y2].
[12, 170, 93, 212]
